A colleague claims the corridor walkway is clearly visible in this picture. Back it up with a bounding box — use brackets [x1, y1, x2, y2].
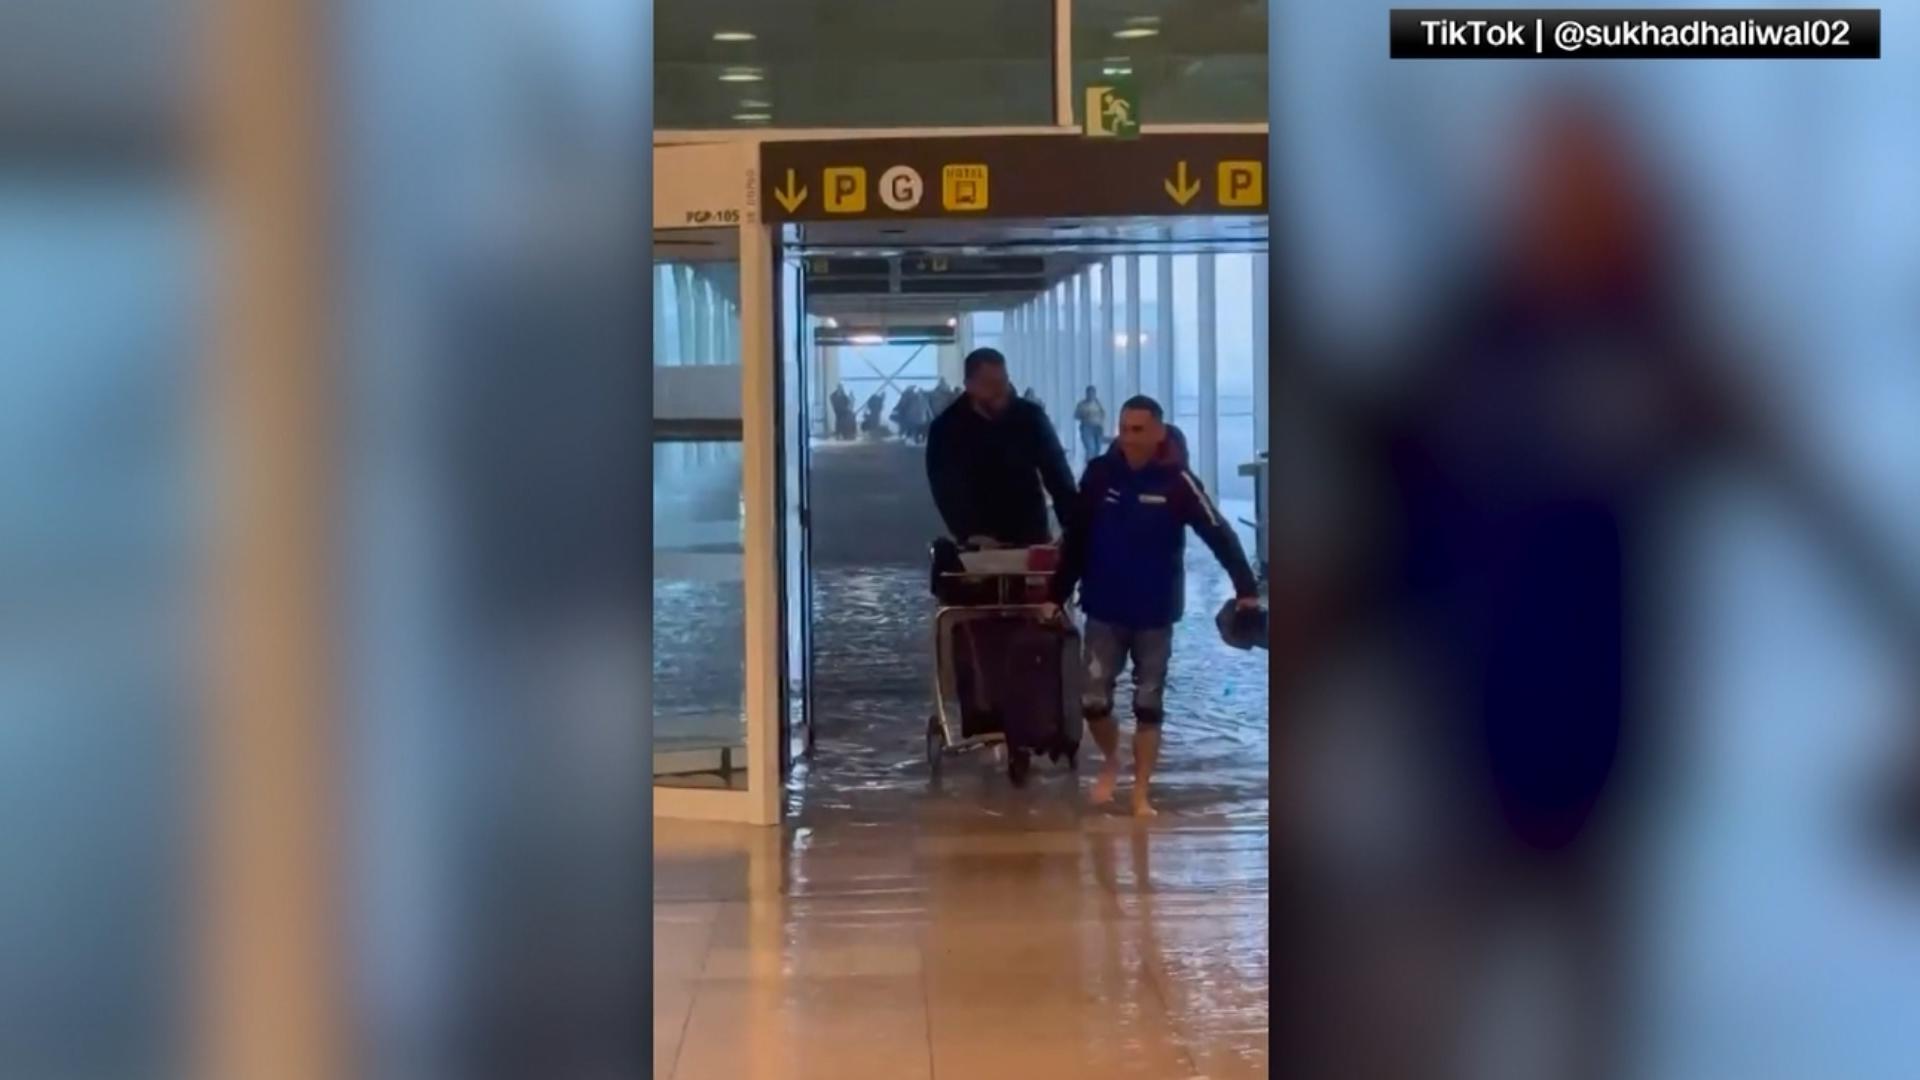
[653, 438, 1272, 1079]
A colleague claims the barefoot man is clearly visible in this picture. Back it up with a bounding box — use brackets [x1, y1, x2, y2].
[1043, 396, 1262, 816]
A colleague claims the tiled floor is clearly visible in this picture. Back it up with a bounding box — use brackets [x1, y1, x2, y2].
[652, 439, 1271, 1078]
[654, 814, 1269, 1080]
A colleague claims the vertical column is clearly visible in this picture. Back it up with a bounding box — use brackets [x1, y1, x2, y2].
[1252, 253, 1270, 452]
[739, 227, 781, 826]
[1154, 254, 1175, 410]
[1125, 254, 1143, 399]
[1102, 257, 1120, 412]
[1197, 253, 1220, 493]
[1072, 271, 1090, 419]
[1047, 287, 1063, 413]
[1053, 0, 1074, 128]
[202, 0, 343, 1074]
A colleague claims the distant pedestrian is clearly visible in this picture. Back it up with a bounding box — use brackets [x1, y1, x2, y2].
[1073, 385, 1107, 463]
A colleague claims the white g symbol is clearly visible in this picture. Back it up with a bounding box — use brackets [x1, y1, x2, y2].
[880, 166, 925, 212]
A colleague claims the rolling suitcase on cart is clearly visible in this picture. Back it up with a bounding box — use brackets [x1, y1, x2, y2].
[927, 541, 1082, 786]
[996, 621, 1083, 785]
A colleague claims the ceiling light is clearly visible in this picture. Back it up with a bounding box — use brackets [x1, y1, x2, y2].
[712, 30, 757, 42]
[947, 317, 958, 328]
[850, 333, 885, 345]
[739, 99, 771, 109]
[1102, 66, 1133, 76]
[823, 317, 838, 328]
[718, 68, 763, 82]
[1114, 27, 1159, 40]
[1114, 333, 1129, 347]
[733, 112, 771, 122]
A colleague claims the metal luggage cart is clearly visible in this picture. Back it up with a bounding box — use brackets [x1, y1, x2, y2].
[926, 547, 1081, 785]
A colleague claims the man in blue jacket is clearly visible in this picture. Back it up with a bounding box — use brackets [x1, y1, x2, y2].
[1045, 396, 1263, 816]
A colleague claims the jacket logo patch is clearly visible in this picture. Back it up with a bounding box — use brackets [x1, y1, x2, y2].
[1138, 494, 1168, 504]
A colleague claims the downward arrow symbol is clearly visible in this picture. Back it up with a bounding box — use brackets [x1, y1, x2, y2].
[774, 168, 808, 213]
[1163, 161, 1201, 207]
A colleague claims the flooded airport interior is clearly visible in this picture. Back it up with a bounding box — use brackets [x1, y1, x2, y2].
[650, 217, 1274, 1077]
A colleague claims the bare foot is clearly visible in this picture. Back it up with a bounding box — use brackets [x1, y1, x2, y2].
[1090, 769, 1119, 806]
[1131, 794, 1158, 819]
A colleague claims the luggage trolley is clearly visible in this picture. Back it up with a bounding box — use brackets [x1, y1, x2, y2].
[926, 542, 1083, 786]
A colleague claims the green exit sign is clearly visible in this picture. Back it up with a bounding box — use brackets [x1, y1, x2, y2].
[1083, 83, 1141, 140]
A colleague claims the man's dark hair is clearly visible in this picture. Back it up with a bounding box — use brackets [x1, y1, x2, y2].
[963, 348, 1007, 380]
[1121, 395, 1164, 420]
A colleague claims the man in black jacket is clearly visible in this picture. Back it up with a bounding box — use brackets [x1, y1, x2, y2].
[926, 348, 1078, 547]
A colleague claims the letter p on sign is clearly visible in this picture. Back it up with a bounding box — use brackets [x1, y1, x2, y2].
[1217, 161, 1262, 208]
[824, 167, 867, 213]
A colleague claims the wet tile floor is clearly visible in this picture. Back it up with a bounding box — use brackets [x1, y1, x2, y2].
[654, 440, 1271, 1078]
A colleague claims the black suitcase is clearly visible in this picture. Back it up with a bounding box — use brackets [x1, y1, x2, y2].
[995, 622, 1083, 785]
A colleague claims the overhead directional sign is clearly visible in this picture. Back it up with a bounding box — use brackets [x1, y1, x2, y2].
[759, 133, 1267, 222]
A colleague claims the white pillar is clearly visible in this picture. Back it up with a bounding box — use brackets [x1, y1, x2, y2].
[1252, 252, 1269, 452]
[1198, 253, 1220, 493]
[1048, 286, 1065, 412]
[1101, 257, 1121, 416]
[1154, 254, 1175, 411]
[1072, 271, 1091, 419]
[1126, 254, 1143, 399]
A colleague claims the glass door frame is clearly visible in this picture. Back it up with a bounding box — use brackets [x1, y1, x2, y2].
[776, 236, 816, 773]
[653, 141, 783, 826]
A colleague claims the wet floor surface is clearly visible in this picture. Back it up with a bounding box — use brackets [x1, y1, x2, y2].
[654, 439, 1271, 1079]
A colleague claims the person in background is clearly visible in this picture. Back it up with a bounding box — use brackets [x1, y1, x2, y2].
[830, 384, 856, 440]
[1045, 395, 1262, 817]
[930, 377, 957, 418]
[926, 348, 1077, 548]
[901, 385, 933, 445]
[861, 389, 887, 438]
[1073, 385, 1107, 463]
[889, 388, 913, 440]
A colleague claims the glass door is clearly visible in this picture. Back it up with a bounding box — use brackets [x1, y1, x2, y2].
[651, 228, 752, 794]
[777, 239, 815, 771]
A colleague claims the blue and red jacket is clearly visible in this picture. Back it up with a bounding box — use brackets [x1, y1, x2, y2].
[1050, 431, 1260, 630]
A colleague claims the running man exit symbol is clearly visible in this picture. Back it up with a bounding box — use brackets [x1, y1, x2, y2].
[1083, 83, 1140, 139]
[824, 166, 867, 213]
[1217, 160, 1263, 208]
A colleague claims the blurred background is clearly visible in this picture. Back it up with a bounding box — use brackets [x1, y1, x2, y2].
[4, 0, 1920, 1078]
[3, 0, 652, 1078]
[1272, 4, 1920, 1080]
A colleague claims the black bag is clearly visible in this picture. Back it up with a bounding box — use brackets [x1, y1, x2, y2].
[998, 623, 1082, 755]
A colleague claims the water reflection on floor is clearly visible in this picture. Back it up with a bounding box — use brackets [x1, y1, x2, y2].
[654, 440, 1272, 1079]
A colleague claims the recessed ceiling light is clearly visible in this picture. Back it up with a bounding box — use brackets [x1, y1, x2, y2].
[718, 68, 763, 82]
[1102, 66, 1133, 76]
[1114, 27, 1159, 39]
[712, 30, 756, 42]
[739, 99, 771, 109]
[733, 112, 771, 122]
[947, 317, 958, 328]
